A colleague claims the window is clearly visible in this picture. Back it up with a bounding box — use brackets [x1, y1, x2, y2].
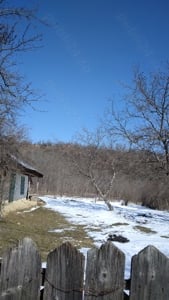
[20, 176, 25, 195]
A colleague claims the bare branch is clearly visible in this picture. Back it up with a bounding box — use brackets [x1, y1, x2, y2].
[0, 1, 44, 177]
[103, 64, 169, 176]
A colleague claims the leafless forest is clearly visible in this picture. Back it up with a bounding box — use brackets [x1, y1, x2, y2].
[21, 141, 169, 210]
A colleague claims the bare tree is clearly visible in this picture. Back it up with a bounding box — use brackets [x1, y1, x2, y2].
[0, 1, 42, 133]
[0, 1, 44, 210]
[71, 128, 116, 210]
[0, 1, 43, 163]
[104, 64, 169, 177]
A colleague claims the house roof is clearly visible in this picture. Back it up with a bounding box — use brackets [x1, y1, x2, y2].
[10, 155, 43, 178]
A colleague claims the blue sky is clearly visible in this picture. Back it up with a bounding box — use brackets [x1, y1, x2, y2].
[16, 0, 169, 143]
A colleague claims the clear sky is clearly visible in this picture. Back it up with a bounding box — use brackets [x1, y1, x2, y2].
[16, 0, 169, 143]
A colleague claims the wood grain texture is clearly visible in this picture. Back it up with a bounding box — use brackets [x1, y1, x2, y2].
[43, 242, 85, 300]
[130, 245, 169, 300]
[0, 237, 41, 300]
[84, 242, 125, 300]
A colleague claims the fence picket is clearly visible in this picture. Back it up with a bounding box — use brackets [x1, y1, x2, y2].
[0, 239, 169, 300]
[0, 237, 41, 300]
[84, 241, 125, 300]
[130, 245, 169, 300]
[43, 242, 85, 300]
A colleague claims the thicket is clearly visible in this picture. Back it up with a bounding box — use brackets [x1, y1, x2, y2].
[21, 142, 169, 210]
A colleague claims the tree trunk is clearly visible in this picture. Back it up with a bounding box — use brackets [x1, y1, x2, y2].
[104, 198, 113, 211]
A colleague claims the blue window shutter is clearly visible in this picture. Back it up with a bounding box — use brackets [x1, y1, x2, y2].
[20, 176, 25, 195]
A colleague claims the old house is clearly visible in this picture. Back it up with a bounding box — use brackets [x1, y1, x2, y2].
[1, 155, 43, 203]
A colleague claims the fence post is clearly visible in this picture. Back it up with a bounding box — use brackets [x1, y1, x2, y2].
[84, 241, 125, 300]
[0, 237, 41, 300]
[130, 245, 169, 300]
[43, 242, 85, 300]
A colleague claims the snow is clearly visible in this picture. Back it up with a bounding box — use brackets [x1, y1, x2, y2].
[40, 196, 169, 278]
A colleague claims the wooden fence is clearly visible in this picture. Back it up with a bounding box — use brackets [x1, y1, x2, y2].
[0, 237, 169, 299]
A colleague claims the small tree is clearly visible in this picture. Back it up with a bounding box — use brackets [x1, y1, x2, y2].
[71, 128, 116, 210]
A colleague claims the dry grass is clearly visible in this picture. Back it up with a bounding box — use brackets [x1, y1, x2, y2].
[160, 235, 169, 239]
[111, 222, 129, 226]
[0, 206, 94, 260]
[133, 225, 157, 234]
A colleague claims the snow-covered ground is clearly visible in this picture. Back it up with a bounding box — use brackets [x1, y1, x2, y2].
[40, 196, 169, 278]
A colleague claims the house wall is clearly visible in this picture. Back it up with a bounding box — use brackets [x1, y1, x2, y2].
[0, 173, 11, 201]
[13, 173, 29, 201]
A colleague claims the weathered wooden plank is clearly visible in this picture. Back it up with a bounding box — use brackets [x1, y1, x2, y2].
[130, 245, 169, 300]
[43, 242, 85, 300]
[84, 241, 125, 300]
[0, 237, 41, 300]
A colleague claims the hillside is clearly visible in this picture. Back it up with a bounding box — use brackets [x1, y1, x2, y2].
[20, 142, 169, 210]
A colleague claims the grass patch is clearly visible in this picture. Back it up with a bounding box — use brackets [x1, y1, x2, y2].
[134, 225, 157, 234]
[0, 207, 94, 260]
[111, 222, 129, 226]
